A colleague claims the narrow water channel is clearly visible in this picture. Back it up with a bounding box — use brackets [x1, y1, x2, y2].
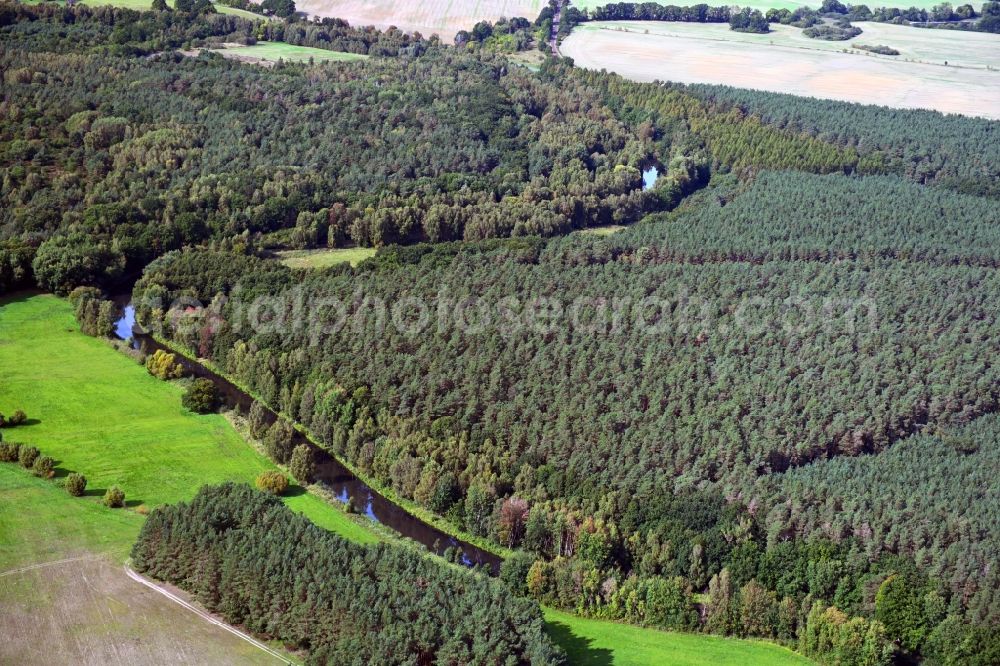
[115, 304, 502, 573]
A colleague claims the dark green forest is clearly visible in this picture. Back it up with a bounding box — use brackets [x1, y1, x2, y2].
[4, 4, 1000, 664]
[132, 483, 560, 664]
[133, 168, 1000, 663]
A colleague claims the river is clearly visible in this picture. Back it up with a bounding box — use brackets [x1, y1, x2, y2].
[115, 304, 502, 573]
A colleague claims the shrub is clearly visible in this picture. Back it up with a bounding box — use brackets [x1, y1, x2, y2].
[255, 470, 288, 496]
[65, 472, 87, 496]
[18, 445, 39, 469]
[7, 409, 27, 426]
[145, 349, 183, 380]
[32, 455, 54, 478]
[103, 485, 126, 508]
[0, 440, 19, 462]
[181, 378, 219, 414]
[855, 43, 900, 55]
[289, 444, 315, 484]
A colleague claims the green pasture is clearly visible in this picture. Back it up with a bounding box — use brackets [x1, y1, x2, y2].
[543, 608, 813, 666]
[0, 294, 376, 560]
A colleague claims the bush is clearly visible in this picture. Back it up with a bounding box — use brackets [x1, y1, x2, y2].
[181, 378, 219, 414]
[32, 455, 54, 478]
[18, 445, 39, 469]
[103, 485, 126, 508]
[2, 409, 27, 426]
[255, 470, 289, 495]
[145, 349, 183, 380]
[65, 472, 87, 496]
[803, 22, 862, 40]
[288, 444, 315, 484]
[855, 43, 900, 55]
[0, 440, 20, 462]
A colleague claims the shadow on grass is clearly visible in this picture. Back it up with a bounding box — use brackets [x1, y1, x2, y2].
[545, 620, 614, 666]
[284, 484, 308, 498]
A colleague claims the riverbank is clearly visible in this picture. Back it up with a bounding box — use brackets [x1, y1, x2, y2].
[138, 328, 514, 566]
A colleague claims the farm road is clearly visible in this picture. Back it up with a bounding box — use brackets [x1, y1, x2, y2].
[123, 563, 292, 664]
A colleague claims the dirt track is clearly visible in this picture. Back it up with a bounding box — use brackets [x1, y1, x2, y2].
[0, 556, 285, 665]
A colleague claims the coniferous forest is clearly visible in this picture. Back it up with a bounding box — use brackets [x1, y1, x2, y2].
[3, 2, 1000, 664]
[132, 483, 559, 664]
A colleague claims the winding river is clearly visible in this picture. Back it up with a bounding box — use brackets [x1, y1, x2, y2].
[116, 305, 502, 573]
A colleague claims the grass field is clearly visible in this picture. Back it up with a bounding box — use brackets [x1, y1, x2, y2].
[216, 41, 369, 63]
[0, 293, 376, 546]
[276, 246, 377, 268]
[543, 608, 813, 666]
[562, 21, 1000, 120]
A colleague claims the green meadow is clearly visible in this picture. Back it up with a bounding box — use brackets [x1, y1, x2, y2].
[543, 608, 813, 666]
[276, 246, 377, 268]
[220, 42, 369, 63]
[0, 293, 375, 557]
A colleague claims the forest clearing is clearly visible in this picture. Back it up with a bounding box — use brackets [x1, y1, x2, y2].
[213, 41, 370, 62]
[275, 246, 377, 268]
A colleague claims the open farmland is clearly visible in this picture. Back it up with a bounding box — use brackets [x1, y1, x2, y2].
[562, 21, 1000, 119]
[572, 0, 986, 10]
[0, 467, 286, 665]
[293, 0, 545, 42]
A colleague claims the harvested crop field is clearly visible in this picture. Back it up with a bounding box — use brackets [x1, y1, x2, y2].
[572, 0, 987, 10]
[562, 21, 1000, 119]
[293, 0, 545, 42]
[0, 556, 284, 665]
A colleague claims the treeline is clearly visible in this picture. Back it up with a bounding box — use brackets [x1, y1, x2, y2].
[590, 2, 730, 22]
[133, 483, 561, 664]
[678, 81, 1000, 197]
[570, 1, 999, 33]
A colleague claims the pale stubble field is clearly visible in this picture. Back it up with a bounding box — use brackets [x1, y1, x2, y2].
[561, 21, 1000, 119]
[294, 0, 546, 41]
